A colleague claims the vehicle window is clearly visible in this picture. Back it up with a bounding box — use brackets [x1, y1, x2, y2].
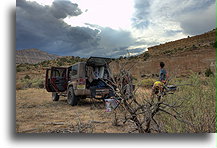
[52, 69, 66, 78]
[52, 70, 60, 78]
[71, 64, 78, 76]
[47, 69, 51, 79]
[60, 69, 66, 77]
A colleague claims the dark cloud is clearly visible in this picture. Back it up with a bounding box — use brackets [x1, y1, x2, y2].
[16, 0, 135, 57]
[132, 0, 150, 29]
[70, 27, 134, 58]
[50, 1, 82, 19]
[179, 3, 216, 35]
[98, 27, 134, 49]
[16, 0, 85, 54]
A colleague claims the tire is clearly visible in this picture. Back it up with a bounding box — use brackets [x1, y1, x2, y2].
[67, 86, 78, 106]
[52, 92, 59, 101]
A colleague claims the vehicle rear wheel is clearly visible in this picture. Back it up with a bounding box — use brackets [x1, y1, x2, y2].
[67, 86, 78, 106]
[52, 92, 59, 101]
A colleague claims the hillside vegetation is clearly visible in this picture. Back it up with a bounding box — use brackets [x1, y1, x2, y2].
[155, 74, 216, 133]
[16, 56, 86, 90]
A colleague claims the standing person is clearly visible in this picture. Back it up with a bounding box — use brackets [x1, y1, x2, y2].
[159, 62, 167, 83]
[151, 62, 168, 99]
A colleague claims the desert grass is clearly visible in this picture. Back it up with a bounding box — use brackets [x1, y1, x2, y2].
[16, 73, 215, 133]
[135, 74, 215, 133]
[16, 89, 128, 133]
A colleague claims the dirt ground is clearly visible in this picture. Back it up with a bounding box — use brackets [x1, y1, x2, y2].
[16, 88, 144, 133]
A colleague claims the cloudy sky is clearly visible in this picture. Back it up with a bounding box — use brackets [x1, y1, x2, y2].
[16, 0, 216, 57]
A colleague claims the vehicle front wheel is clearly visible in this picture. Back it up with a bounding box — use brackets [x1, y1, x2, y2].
[52, 92, 59, 101]
[67, 86, 78, 106]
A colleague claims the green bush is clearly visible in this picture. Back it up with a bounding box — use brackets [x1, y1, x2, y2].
[163, 50, 173, 55]
[157, 74, 216, 133]
[16, 64, 28, 72]
[16, 78, 44, 90]
[205, 68, 214, 77]
[210, 41, 217, 48]
[31, 79, 44, 88]
[191, 44, 198, 50]
[16, 67, 22, 72]
[16, 63, 36, 72]
[59, 57, 68, 63]
[57, 60, 64, 66]
[143, 52, 150, 61]
[24, 75, 31, 80]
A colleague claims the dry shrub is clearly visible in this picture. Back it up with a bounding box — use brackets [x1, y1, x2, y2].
[16, 82, 24, 90]
[111, 71, 215, 133]
[16, 78, 44, 90]
[162, 74, 216, 133]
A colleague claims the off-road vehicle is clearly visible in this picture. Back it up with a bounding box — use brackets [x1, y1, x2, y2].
[45, 57, 115, 106]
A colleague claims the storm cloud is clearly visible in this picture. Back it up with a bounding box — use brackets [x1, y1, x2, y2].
[16, 0, 135, 57]
[179, 3, 216, 35]
[50, 1, 82, 19]
[132, 0, 216, 35]
[16, 0, 215, 58]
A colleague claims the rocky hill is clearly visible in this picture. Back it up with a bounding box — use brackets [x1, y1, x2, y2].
[147, 29, 216, 56]
[16, 48, 59, 64]
[111, 29, 216, 78]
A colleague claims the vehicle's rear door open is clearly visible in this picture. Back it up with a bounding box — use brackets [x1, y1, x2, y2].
[45, 67, 68, 92]
[86, 57, 114, 99]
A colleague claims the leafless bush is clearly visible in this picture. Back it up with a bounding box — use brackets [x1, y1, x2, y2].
[106, 66, 192, 133]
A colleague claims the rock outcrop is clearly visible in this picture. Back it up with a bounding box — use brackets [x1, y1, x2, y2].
[148, 29, 215, 56]
[16, 48, 58, 64]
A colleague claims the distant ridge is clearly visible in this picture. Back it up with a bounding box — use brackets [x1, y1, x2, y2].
[147, 29, 216, 56]
[111, 29, 216, 77]
[16, 48, 59, 64]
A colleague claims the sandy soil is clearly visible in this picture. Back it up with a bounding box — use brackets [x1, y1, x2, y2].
[16, 88, 135, 133]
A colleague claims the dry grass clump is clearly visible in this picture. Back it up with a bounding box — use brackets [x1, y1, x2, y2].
[160, 74, 216, 133]
[111, 72, 215, 133]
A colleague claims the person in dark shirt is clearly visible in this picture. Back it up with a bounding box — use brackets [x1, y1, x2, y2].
[151, 62, 168, 99]
[159, 62, 167, 83]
